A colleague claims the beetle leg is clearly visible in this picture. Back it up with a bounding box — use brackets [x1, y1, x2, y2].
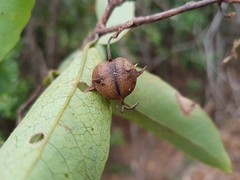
[117, 99, 139, 114]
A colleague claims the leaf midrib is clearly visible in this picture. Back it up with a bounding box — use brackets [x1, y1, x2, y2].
[23, 43, 94, 180]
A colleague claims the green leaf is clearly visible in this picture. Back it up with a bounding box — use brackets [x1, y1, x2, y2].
[0, 0, 34, 61]
[95, 0, 135, 44]
[0, 46, 112, 179]
[94, 44, 106, 61]
[113, 70, 231, 173]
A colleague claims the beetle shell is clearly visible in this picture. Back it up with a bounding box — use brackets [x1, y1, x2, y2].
[91, 57, 138, 100]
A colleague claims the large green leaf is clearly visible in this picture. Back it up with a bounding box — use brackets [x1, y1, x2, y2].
[113, 70, 231, 173]
[0, 0, 34, 61]
[0, 44, 112, 179]
[95, 0, 135, 44]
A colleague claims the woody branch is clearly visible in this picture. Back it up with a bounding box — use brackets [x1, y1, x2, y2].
[81, 0, 240, 48]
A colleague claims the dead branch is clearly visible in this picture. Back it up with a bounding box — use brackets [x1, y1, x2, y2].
[97, 0, 124, 28]
[81, 0, 124, 48]
[81, 0, 240, 47]
[17, 86, 43, 125]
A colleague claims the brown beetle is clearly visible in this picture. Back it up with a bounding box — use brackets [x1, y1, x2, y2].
[84, 36, 146, 113]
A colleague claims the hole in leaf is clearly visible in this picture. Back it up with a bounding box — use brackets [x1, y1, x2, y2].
[78, 82, 88, 92]
[29, 133, 44, 144]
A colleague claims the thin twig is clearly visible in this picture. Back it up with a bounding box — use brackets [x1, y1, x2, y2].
[81, 0, 125, 49]
[107, 36, 113, 61]
[218, 0, 237, 17]
[17, 86, 43, 126]
[96, 0, 240, 37]
[97, 0, 124, 28]
[81, 0, 240, 48]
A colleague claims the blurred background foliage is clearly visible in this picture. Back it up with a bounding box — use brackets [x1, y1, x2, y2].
[1, 0, 240, 179]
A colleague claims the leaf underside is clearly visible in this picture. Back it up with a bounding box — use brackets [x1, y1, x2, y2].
[0, 48, 112, 180]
